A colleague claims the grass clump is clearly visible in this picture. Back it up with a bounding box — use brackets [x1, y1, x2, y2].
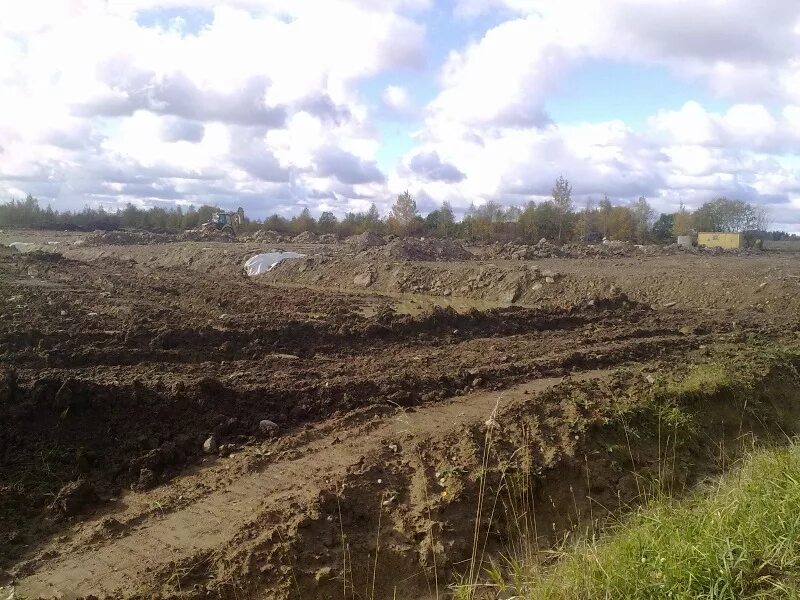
[520, 444, 800, 599]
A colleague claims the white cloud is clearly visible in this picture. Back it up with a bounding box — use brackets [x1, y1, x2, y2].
[381, 85, 413, 115]
[0, 0, 427, 214]
[2, 0, 800, 231]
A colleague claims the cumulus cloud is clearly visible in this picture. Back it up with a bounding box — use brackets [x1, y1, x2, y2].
[2, 0, 800, 231]
[408, 150, 465, 182]
[315, 146, 386, 185]
[160, 118, 206, 143]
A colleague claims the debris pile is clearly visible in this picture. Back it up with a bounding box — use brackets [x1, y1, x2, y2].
[292, 231, 318, 243]
[83, 230, 174, 246]
[380, 237, 474, 261]
[247, 230, 286, 243]
[483, 239, 765, 260]
[346, 231, 386, 250]
[179, 227, 236, 242]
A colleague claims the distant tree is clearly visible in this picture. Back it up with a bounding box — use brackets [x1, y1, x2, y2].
[672, 203, 693, 237]
[388, 191, 418, 235]
[693, 197, 762, 232]
[598, 195, 613, 237]
[607, 206, 636, 241]
[291, 207, 316, 234]
[552, 176, 573, 242]
[632, 196, 654, 243]
[652, 213, 675, 243]
[438, 200, 455, 237]
[318, 211, 338, 233]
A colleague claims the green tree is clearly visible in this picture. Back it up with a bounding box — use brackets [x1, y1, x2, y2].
[672, 203, 694, 237]
[438, 200, 455, 237]
[652, 213, 675, 243]
[552, 176, 573, 242]
[388, 191, 418, 235]
[632, 196, 654, 243]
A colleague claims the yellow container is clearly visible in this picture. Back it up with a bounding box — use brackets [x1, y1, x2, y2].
[697, 232, 743, 249]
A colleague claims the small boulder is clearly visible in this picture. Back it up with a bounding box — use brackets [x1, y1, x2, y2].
[259, 419, 279, 434]
[51, 478, 98, 516]
[353, 272, 374, 287]
[135, 467, 157, 491]
[203, 435, 218, 454]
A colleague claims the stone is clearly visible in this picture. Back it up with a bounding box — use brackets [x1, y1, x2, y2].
[51, 478, 98, 516]
[259, 419, 279, 434]
[203, 435, 217, 454]
[353, 272, 374, 287]
[136, 467, 157, 490]
[315, 566, 333, 584]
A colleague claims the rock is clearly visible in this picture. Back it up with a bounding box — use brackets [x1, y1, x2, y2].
[136, 468, 157, 490]
[315, 566, 333, 584]
[353, 272, 374, 287]
[662, 301, 677, 308]
[203, 435, 218, 454]
[258, 419, 279, 434]
[645, 374, 656, 384]
[545, 276, 555, 284]
[51, 478, 98, 516]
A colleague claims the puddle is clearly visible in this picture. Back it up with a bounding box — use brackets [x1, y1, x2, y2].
[245, 252, 306, 276]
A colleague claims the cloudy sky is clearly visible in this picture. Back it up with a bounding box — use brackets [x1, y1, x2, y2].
[2, 0, 800, 230]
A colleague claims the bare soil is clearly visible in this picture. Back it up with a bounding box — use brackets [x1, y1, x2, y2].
[1, 230, 799, 599]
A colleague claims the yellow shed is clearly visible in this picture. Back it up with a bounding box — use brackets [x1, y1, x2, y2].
[697, 232, 743, 249]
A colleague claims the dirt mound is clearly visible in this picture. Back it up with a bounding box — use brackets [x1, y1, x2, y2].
[381, 237, 474, 261]
[292, 231, 318, 243]
[248, 229, 285, 243]
[179, 227, 236, 242]
[83, 230, 175, 246]
[346, 231, 386, 250]
[318, 233, 338, 244]
[482, 239, 766, 260]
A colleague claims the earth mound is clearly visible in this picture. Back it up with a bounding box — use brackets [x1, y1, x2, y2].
[382, 237, 474, 261]
[346, 231, 386, 250]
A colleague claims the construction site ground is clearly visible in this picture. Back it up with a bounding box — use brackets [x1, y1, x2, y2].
[1, 230, 800, 599]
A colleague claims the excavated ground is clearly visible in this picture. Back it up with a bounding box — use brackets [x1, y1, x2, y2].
[1, 230, 799, 599]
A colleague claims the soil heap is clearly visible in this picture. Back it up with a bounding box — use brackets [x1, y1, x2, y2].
[381, 237, 474, 261]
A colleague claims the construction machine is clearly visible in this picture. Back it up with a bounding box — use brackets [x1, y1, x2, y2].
[202, 207, 245, 236]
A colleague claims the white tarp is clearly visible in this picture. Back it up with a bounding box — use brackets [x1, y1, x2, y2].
[9, 242, 35, 252]
[244, 252, 305, 276]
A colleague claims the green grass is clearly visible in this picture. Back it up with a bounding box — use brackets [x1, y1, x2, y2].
[513, 444, 800, 599]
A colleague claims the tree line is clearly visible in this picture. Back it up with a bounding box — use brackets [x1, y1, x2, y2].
[1, 178, 796, 243]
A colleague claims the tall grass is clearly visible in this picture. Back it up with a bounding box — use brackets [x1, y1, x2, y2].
[516, 444, 800, 599]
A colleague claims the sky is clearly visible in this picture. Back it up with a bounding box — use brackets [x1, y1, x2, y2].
[2, 0, 800, 231]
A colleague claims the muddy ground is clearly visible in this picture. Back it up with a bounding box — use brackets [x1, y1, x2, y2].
[1, 230, 800, 599]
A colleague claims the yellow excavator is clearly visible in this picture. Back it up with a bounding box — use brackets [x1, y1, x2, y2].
[203, 207, 245, 236]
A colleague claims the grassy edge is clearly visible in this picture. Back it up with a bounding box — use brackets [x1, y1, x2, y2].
[458, 342, 800, 600]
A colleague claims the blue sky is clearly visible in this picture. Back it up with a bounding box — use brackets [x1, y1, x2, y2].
[1, 0, 800, 231]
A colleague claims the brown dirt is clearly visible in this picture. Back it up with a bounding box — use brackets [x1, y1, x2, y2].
[1, 229, 799, 599]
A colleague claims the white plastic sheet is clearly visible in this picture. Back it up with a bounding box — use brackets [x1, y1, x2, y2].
[244, 252, 305, 276]
[9, 242, 35, 252]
